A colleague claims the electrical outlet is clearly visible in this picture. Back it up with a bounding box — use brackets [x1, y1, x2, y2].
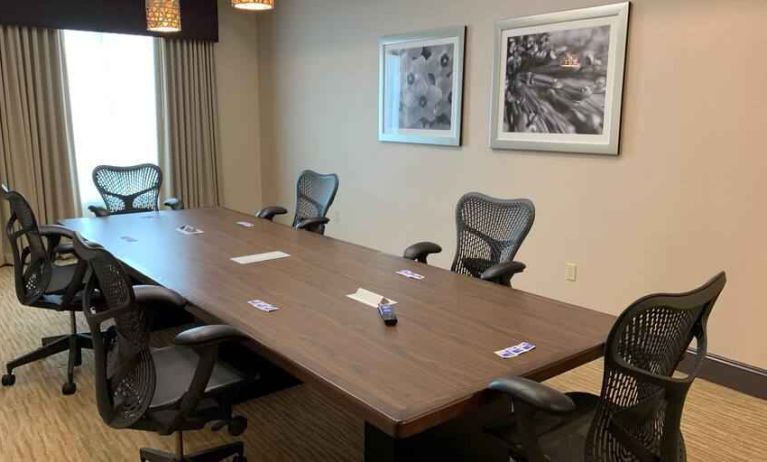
[565, 263, 577, 282]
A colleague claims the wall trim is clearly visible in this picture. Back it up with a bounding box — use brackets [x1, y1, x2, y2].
[678, 350, 766, 400]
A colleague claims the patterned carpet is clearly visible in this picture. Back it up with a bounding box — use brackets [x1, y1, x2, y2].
[0, 267, 764, 461]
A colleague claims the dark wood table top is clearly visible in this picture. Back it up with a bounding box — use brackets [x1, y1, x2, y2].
[61, 208, 615, 438]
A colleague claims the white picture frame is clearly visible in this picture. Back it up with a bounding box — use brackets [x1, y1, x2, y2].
[490, 2, 630, 155]
[379, 26, 466, 147]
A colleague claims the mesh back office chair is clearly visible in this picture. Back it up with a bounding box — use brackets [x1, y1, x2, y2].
[89, 164, 183, 217]
[73, 233, 255, 462]
[1, 185, 92, 395]
[485, 272, 727, 462]
[404, 192, 535, 286]
[256, 170, 339, 235]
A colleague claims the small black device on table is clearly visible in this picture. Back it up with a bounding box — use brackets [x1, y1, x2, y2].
[378, 302, 398, 326]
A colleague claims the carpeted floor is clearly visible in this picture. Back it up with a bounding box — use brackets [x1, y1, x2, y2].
[0, 267, 764, 461]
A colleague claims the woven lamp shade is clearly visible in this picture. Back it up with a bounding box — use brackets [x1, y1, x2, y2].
[232, 0, 275, 11]
[146, 0, 182, 33]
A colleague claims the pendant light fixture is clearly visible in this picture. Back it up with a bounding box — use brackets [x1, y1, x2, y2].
[146, 0, 182, 33]
[232, 0, 275, 11]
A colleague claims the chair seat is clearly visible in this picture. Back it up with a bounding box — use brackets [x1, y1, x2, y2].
[485, 392, 600, 462]
[33, 263, 84, 310]
[150, 345, 250, 408]
[48, 263, 79, 293]
[486, 392, 687, 462]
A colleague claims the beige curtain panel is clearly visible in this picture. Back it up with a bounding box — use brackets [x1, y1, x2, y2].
[157, 39, 221, 209]
[0, 26, 79, 265]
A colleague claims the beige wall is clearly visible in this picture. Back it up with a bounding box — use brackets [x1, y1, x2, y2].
[216, 0, 262, 213]
[251, 0, 767, 369]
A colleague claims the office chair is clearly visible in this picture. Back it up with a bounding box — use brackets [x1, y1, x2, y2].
[256, 170, 339, 235]
[485, 272, 727, 462]
[1, 185, 91, 395]
[89, 164, 183, 217]
[404, 192, 535, 286]
[73, 233, 254, 462]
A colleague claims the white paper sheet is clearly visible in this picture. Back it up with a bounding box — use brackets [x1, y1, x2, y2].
[231, 251, 290, 265]
[346, 288, 397, 308]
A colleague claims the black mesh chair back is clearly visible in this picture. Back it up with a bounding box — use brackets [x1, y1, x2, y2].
[451, 193, 535, 279]
[92, 164, 163, 215]
[73, 236, 156, 429]
[2, 185, 53, 306]
[292, 170, 339, 227]
[585, 272, 726, 461]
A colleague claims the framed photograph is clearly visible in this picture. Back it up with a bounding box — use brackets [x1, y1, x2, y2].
[490, 2, 630, 155]
[379, 26, 466, 146]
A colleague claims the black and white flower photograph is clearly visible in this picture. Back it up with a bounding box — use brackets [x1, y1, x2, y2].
[490, 3, 630, 155]
[396, 44, 454, 130]
[379, 27, 466, 146]
[503, 26, 610, 135]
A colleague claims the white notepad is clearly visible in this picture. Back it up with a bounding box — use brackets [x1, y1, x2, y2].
[231, 251, 290, 265]
[346, 288, 397, 308]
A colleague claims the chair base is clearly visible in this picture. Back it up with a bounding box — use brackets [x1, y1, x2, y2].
[139, 441, 245, 462]
[2, 331, 92, 395]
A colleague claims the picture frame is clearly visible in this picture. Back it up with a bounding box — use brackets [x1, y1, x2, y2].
[379, 26, 466, 147]
[490, 2, 630, 155]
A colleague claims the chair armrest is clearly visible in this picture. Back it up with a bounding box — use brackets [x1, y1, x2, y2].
[88, 205, 110, 217]
[174, 325, 249, 348]
[614, 331, 708, 391]
[165, 325, 249, 434]
[39, 224, 76, 239]
[403, 241, 442, 264]
[488, 376, 575, 414]
[163, 197, 184, 210]
[256, 206, 288, 221]
[133, 285, 187, 309]
[481, 261, 527, 287]
[39, 225, 76, 258]
[295, 216, 330, 234]
[54, 242, 76, 256]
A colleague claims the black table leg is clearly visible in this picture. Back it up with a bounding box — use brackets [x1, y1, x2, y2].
[363, 399, 509, 462]
[364, 423, 409, 462]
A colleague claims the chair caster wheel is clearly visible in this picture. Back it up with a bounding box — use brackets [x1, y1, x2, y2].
[228, 416, 247, 437]
[62, 382, 76, 395]
[1, 374, 15, 386]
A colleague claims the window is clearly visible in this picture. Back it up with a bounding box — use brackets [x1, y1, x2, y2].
[63, 30, 159, 211]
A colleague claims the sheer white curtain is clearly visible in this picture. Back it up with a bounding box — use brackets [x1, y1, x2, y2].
[62, 30, 159, 212]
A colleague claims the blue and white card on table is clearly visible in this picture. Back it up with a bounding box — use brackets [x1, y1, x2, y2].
[495, 342, 536, 359]
[248, 299, 279, 313]
[176, 224, 204, 235]
[396, 269, 425, 280]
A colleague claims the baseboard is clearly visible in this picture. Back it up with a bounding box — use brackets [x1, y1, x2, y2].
[678, 350, 766, 400]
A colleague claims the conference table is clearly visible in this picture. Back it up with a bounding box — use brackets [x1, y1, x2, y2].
[61, 207, 615, 461]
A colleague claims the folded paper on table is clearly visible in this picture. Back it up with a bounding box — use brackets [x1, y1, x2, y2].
[346, 288, 397, 308]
